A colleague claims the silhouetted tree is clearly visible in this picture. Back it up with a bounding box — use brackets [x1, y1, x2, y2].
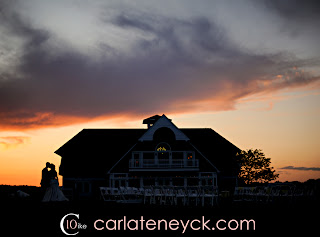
[236, 149, 279, 184]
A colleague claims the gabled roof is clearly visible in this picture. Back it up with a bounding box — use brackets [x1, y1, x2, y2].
[56, 129, 146, 177]
[55, 129, 145, 156]
[55, 127, 240, 177]
[182, 129, 240, 174]
[139, 114, 189, 141]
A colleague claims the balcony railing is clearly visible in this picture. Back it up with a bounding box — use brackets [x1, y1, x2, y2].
[129, 159, 199, 170]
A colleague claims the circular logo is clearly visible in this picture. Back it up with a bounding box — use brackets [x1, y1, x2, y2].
[60, 213, 87, 235]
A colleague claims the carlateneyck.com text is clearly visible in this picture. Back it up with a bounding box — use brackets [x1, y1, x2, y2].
[93, 216, 255, 233]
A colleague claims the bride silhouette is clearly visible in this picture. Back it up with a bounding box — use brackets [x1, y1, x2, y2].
[42, 163, 68, 202]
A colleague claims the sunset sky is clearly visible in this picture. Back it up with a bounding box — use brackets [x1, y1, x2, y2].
[0, 0, 319, 186]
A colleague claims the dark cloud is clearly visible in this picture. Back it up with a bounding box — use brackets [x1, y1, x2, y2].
[280, 166, 320, 171]
[111, 13, 156, 32]
[259, 0, 320, 37]
[0, 2, 319, 130]
[263, 0, 320, 20]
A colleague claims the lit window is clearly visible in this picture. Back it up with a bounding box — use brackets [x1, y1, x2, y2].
[155, 142, 171, 152]
[157, 147, 167, 151]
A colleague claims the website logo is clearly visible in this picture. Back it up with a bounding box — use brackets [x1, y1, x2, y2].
[60, 213, 87, 235]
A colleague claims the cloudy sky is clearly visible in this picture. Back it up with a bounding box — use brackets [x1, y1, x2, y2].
[0, 0, 319, 185]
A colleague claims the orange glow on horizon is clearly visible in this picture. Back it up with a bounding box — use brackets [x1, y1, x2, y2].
[0, 91, 319, 186]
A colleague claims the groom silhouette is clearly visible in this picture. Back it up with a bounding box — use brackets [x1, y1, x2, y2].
[40, 162, 51, 190]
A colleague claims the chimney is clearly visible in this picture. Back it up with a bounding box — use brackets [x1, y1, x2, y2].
[142, 115, 161, 129]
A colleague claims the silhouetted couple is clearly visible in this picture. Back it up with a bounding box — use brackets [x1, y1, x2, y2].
[41, 162, 68, 202]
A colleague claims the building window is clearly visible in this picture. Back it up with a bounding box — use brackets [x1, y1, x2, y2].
[172, 152, 183, 160]
[187, 152, 194, 166]
[155, 142, 171, 160]
[157, 146, 167, 152]
[155, 142, 171, 151]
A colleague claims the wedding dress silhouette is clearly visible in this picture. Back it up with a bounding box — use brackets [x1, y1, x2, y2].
[42, 164, 68, 202]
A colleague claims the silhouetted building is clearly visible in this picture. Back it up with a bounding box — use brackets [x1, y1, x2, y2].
[55, 114, 240, 199]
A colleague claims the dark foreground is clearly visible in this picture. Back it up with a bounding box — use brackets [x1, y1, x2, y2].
[1, 198, 319, 236]
[1, 184, 319, 236]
